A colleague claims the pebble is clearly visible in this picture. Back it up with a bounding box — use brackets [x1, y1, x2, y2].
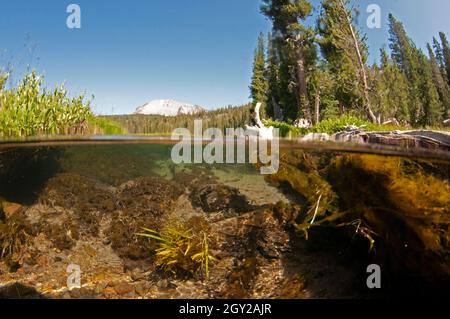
[134, 282, 147, 296]
[130, 268, 145, 281]
[95, 282, 108, 294]
[113, 282, 135, 295]
[2, 202, 23, 218]
[156, 279, 170, 289]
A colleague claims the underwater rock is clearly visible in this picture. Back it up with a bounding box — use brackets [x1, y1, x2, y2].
[190, 184, 251, 214]
[208, 207, 292, 297]
[2, 202, 24, 219]
[0, 282, 46, 299]
[113, 282, 135, 296]
[265, 150, 337, 221]
[107, 177, 183, 261]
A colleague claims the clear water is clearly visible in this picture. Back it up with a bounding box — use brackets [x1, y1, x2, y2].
[0, 138, 449, 299]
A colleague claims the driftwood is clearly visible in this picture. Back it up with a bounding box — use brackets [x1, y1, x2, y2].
[333, 130, 450, 152]
[245, 103, 274, 139]
[300, 127, 450, 152]
[337, 0, 377, 124]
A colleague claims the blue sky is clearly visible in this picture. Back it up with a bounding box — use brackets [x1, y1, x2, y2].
[0, 0, 449, 114]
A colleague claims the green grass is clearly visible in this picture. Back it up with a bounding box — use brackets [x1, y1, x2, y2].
[88, 116, 126, 135]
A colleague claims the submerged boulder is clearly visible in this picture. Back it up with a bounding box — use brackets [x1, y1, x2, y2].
[190, 184, 251, 214]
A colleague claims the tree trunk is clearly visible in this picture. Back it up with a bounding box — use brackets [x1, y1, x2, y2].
[338, 0, 377, 124]
[315, 90, 321, 124]
[272, 96, 284, 121]
[296, 49, 312, 122]
[339, 103, 345, 115]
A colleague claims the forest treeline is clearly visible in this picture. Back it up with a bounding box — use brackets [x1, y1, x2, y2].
[101, 104, 252, 135]
[250, 0, 450, 127]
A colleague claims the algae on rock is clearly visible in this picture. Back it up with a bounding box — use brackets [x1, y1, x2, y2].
[267, 149, 450, 280]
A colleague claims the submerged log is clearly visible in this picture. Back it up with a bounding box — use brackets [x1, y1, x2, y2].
[267, 149, 450, 282]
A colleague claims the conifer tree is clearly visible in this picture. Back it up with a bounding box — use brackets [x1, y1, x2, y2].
[439, 32, 450, 86]
[433, 37, 448, 82]
[388, 14, 442, 125]
[265, 32, 282, 119]
[427, 43, 450, 118]
[250, 32, 269, 118]
[261, 0, 316, 122]
[372, 49, 409, 123]
[318, 0, 377, 123]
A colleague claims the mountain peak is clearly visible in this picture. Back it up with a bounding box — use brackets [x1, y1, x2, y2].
[134, 99, 204, 116]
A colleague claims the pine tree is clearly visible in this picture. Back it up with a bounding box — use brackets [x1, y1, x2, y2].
[250, 32, 269, 119]
[388, 14, 442, 125]
[261, 0, 316, 122]
[433, 37, 448, 82]
[439, 32, 450, 87]
[372, 49, 409, 123]
[418, 52, 443, 125]
[308, 63, 338, 122]
[427, 43, 450, 118]
[265, 32, 282, 119]
[318, 0, 377, 123]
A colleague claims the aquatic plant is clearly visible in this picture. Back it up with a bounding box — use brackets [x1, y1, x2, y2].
[271, 149, 450, 279]
[87, 116, 126, 135]
[0, 71, 91, 137]
[330, 154, 450, 264]
[136, 223, 216, 279]
[0, 70, 125, 137]
[0, 72, 7, 91]
[0, 215, 32, 266]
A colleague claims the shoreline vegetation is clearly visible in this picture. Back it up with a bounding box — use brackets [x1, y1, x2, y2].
[0, 69, 448, 141]
[250, 1, 450, 130]
[0, 71, 125, 138]
[1, 2, 450, 141]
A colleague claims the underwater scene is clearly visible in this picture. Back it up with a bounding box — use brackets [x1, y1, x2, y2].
[2, 0, 450, 306]
[0, 140, 448, 299]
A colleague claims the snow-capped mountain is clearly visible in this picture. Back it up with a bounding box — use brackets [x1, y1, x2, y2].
[134, 99, 204, 116]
